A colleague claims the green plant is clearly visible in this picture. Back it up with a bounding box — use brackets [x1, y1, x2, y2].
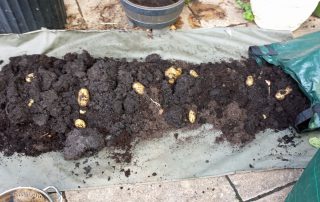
[185, 0, 192, 5]
[236, 0, 254, 22]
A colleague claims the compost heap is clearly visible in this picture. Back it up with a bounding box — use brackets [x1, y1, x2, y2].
[0, 52, 309, 161]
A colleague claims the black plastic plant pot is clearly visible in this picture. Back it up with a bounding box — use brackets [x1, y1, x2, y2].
[120, 0, 185, 29]
[0, 0, 66, 34]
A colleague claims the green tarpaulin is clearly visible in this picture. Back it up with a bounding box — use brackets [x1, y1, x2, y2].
[250, 31, 320, 132]
[286, 149, 320, 202]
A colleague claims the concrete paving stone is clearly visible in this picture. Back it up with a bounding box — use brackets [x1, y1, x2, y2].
[64, 176, 238, 202]
[255, 185, 293, 202]
[293, 16, 320, 37]
[228, 169, 303, 201]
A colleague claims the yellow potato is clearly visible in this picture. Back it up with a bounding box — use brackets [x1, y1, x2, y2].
[188, 110, 196, 124]
[165, 66, 182, 84]
[246, 75, 254, 87]
[189, 70, 199, 78]
[75, 119, 86, 128]
[170, 25, 177, 31]
[132, 82, 145, 95]
[25, 73, 35, 83]
[275, 86, 292, 101]
[78, 88, 90, 107]
[79, 109, 86, 114]
[27, 99, 34, 107]
[165, 66, 182, 79]
[168, 79, 175, 84]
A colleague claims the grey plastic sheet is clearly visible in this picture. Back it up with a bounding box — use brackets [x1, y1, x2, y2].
[0, 28, 318, 192]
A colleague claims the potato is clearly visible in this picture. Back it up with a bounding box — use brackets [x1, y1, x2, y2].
[79, 109, 86, 114]
[165, 66, 182, 84]
[275, 86, 292, 101]
[25, 73, 35, 83]
[132, 82, 145, 95]
[75, 119, 86, 128]
[170, 25, 177, 31]
[27, 99, 34, 107]
[168, 79, 175, 84]
[189, 70, 199, 78]
[246, 75, 254, 87]
[188, 110, 196, 124]
[78, 88, 90, 107]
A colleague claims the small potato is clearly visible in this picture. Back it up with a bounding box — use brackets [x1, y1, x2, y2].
[168, 79, 175, 84]
[165, 66, 182, 79]
[170, 25, 177, 31]
[132, 82, 145, 95]
[75, 119, 86, 128]
[188, 110, 196, 124]
[189, 70, 199, 78]
[275, 86, 292, 101]
[78, 88, 90, 107]
[246, 75, 254, 87]
[25, 73, 35, 83]
[79, 109, 86, 114]
[165, 66, 182, 84]
[27, 99, 34, 107]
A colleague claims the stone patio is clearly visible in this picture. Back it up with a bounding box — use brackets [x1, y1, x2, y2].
[56, 169, 303, 202]
[50, 0, 319, 201]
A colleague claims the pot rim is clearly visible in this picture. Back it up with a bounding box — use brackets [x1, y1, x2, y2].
[0, 187, 53, 202]
[121, 0, 185, 10]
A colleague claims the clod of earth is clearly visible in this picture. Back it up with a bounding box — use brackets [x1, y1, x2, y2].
[64, 129, 104, 160]
[75, 119, 86, 129]
[0, 52, 309, 161]
[275, 86, 292, 101]
[78, 88, 90, 107]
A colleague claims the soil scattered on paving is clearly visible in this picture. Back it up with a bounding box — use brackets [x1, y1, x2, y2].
[124, 169, 131, 177]
[129, 0, 178, 7]
[0, 52, 309, 162]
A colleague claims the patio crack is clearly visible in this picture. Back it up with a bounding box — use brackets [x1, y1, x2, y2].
[244, 180, 297, 202]
[226, 175, 244, 202]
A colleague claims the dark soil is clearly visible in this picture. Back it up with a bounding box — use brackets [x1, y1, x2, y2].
[0, 52, 309, 161]
[129, 0, 179, 7]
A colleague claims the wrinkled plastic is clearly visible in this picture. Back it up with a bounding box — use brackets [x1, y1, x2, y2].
[250, 31, 320, 132]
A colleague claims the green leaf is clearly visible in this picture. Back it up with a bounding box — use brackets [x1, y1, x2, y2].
[236, 0, 255, 22]
[185, 0, 192, 5]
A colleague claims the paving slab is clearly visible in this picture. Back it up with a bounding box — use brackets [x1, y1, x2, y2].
[64, 176, 238, 202]
[228, 169, 302, 201]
